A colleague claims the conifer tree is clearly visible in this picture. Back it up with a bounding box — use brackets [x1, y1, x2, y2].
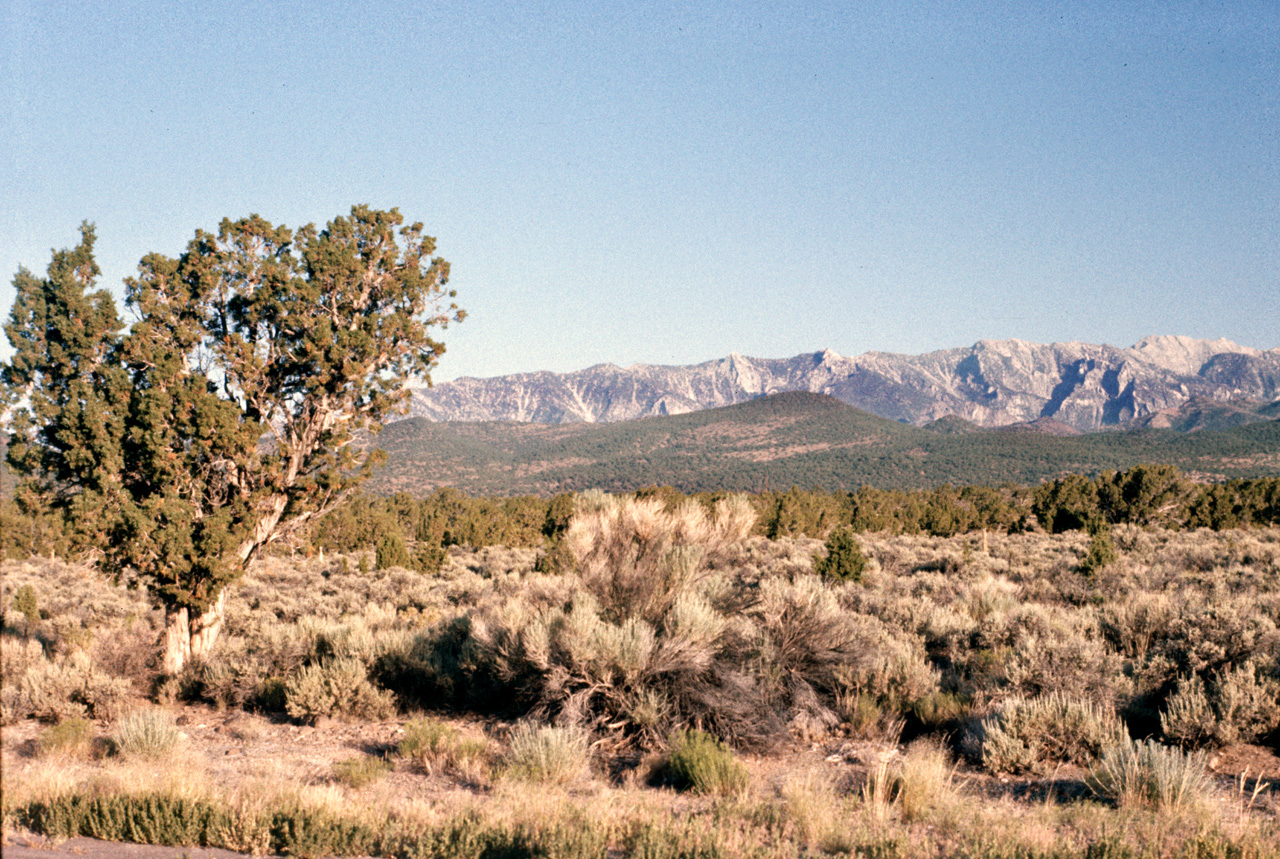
[2, 206, 461, 672]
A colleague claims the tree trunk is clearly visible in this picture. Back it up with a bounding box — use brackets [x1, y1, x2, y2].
[162, 496, 287, 674]
[161, 589, 228, 675]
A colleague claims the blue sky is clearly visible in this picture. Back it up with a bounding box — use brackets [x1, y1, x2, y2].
[3, 1, 1276, 382]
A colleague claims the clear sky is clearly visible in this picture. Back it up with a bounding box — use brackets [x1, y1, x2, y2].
[2, 1, 1277, 382]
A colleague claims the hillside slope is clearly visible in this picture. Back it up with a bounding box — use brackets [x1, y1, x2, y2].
[372, 392, 1280, 496]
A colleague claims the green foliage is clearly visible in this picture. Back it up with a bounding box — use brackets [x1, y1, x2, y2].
[665, 729, 748, 795]
[12, 583, 39, 623]
[398, 717, 458, 769]
[813, 526, 868, 582]
[375, 531, 412, 570]
[331, 755, 393, 788]
[37, 717, 94, 758]
[1, 208, 461, 668]
[1080, 519, 1117, 578]
[19, 792, 235, 848]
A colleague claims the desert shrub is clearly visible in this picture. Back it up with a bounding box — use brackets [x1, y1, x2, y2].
[565, 492, 755, 624]
[1161, 662, 1280, 747]
[1160, 674, 1217, 748]
[1, 647, 134, 724]
[998, 604, 1131, 706]
[504, 722, 589, 785]
[665, 728, 748, 795]
[111, 709, 181, 759]
[37, 717, 94, 758]
[813, 527, 868, 583]
[910, 690, 971, 732]
[1100, 591, 1174, 661]
[331, 755, 393, 788]
[835, 691, 904, 743]
[409, 493, 831, 749]
[1088, 739, 1213, 811]
[284, 657, 396, 723]
[18, 791, 234, 847]
[980, 693, 1127, 775]
[1149, 596, 1277, 679]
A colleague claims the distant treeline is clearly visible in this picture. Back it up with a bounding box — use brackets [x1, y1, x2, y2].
[3, 465, 1278, 563]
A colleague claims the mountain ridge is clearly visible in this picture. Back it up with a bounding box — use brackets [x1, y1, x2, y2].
[372, 390, 1280, 497]
[410, 336, 1280, 431]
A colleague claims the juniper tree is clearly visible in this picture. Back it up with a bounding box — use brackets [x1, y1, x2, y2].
[2, 206, 462, 672]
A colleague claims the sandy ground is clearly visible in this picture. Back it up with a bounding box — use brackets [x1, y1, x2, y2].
[2, 832, 273, 859]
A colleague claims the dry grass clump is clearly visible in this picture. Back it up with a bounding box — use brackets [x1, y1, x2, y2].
[1087, 739, 1215, 812]
[397, 716, 491, 781]
[858, 739, 958, 825]
[504, 722, 590, 785]
[110, 708, 182, 759]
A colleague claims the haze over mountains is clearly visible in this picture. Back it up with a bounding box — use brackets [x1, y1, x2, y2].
[410, 336, 1280, 432]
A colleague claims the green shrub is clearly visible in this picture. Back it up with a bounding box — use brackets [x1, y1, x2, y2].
[980, 693, 1127, 775]
[412, 543, 448, 576]
[331, 755, 393, 789]
[505, 722, 589, 785]
[19, 792, 232, 846]
[1080, 519, 1116, 578]
[13, 583, 40, 625]
[1087, 739, 1213, 811]
[284, 658, 396, 723]
[111, 709, 181, 759]
[665, 728, 748, 796]
[37, 717, 94, 758]
[375, 532, 412, 570]
[813, 527, 868, 583]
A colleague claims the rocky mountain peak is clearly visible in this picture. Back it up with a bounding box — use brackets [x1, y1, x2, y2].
[409, 336, 1279, 431]
[1127, 335, 1258, 376]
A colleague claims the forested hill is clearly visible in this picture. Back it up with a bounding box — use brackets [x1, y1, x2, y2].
[368, 392, 1280, 497]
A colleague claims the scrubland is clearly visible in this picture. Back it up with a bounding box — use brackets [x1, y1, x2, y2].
[4, 495, 1280, 858]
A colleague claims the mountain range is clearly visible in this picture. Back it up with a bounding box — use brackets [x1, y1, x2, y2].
[408, 335, 1280, 432]
[371, 391, 1280, 497]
